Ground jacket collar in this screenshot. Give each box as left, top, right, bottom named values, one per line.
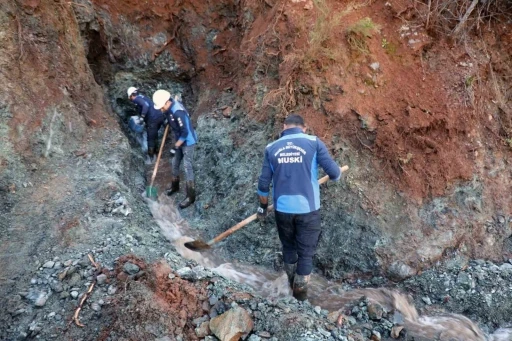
left=281, top=127, right=303, bottom=137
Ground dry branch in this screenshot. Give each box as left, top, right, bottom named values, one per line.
left=88, top=254, right=99, bottom=269
left=15, top=15, right=24, bottom=61
left=453, top=0, right=479, bottom=35
left=72, top=282, right=95, bottom=327
left=152, top=38, right=175, bottom=60
left=71, top=254, right=100, bottom=327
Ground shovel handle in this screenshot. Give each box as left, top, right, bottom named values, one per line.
left=208, top=166, right=349, bottom=246
left=149, top=125, right=169, bottom=188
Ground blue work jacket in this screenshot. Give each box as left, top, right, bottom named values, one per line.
left=257, top=127, right=341, bottom=214
left=164, top=100, right=198, bottom=146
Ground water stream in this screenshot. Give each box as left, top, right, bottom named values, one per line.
left=147, top=195, right=512, bottom=341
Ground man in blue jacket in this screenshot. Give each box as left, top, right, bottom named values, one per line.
left=257, top=114, right=343, bottom=301
left=128, top=87, right=165, bottom=161
left=153, top=90, right=198, bottom=209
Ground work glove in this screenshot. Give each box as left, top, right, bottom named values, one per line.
left=163, top=117, right=169, bottom=126
left=170, top=147, right=179, bottom=158
left=257, top=203, right=268, bottom=225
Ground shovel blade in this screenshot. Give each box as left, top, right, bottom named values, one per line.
left=184, top=240, right=211, bottom=252
left=146, top=186, right=158, bottom=199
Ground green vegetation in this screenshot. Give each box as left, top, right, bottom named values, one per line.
left=346, top=17, right=380, bottom=55
left=381, top=38, right=397, bottom=55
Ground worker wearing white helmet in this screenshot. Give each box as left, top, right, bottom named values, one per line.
left=153, top=89, right=198, bottom=209
left=128, top=87, right=165, bottom=161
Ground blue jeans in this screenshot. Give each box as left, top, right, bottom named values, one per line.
left=275, top=210, right=321, bottom=276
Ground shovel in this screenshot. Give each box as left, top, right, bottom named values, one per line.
left=185, top=165, right=349, bottom=252
left=146, top=125, right=169, bottom=199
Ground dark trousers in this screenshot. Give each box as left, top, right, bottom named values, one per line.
left=275, top=210, right=321, bottom=276
left=146, top=115, right=165, bottom=150
left=171, top=145, right=195, bottom=181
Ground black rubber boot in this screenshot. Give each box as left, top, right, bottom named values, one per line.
left=179, top=181, right=196, bottom=209
left=147, top=147, right=156, bottom=163
left=148, top=147, right=155, bottom=158
left=284, top=263, right=297, bottom=289
left=293, top=274, right=310, bottom=301
left=166, top=177, right=180, bottom=196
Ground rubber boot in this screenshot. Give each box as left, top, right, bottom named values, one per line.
left=147, top=147, right=156, bottom=164
left=148, top=147, right=155, bottom=157
left=293, top=274, right=310, bottom=301
left=179, top=181, right=196, bottom=209
left=166, top=177, right=180, bottom=196
left=283, top=263, right=297, bottom=289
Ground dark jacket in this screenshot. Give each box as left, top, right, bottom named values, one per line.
left=164, top=100, right=198, bottom=146
left=131, top=95, right=152, bottom=119
left=257, top=127, right=341, bottom=214
left=131, top=94, right=164, bottom=123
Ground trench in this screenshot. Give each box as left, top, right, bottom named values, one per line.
left=81, top=13, right=512, bottom=341
left=86, top=64, right=512, bottom=341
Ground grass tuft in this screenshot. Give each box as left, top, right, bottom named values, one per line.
left=346, top=17, right=380, bottom=55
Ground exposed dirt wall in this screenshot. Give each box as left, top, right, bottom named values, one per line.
left=0, top=1, right=172, bottom=338
left=1, top=0, right=108, bottom=282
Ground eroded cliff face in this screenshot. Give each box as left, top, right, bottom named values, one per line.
left=0, top=0, right=115, bottom=280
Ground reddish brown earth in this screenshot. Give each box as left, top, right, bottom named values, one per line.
left=96, top=257, right=208, bottom=340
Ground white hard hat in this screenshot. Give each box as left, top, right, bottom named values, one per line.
left=153, top=89, right=171, bottom=110
left=127, top=87, right=138, bottom=98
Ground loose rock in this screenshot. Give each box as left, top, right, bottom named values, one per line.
left=209, top=306, right=253, bottom=341
left=367, top=302, right=384, bottom=320
left=43, top=261, right=55, bottom=269
left=96, top=274, right=107, bottom=285
left=123, top=262, right=140, bottom=275
left=391, top=325, right=404, bottom=338
left=195, top=321, right=210, bottom=338
left=388, top=261, right=416, bottom=281
left=34, top=294, right=48, bottom=307
left=108, top=284, right=117, bottom=295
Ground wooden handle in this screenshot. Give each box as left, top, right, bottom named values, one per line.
left=149, top=125, right=169, bottom=188
left=210, top=212, right=259, bottom=245
left=208, top=166, right=349, bottom=246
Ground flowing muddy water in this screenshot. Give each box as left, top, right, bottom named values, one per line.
left=147, top=195, right=511, bottom=341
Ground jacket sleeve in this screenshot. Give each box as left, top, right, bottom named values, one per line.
left=257, top=148, right=272, bottom=197
left=174, top=110, right=189, bottom=142
left=133, top=97, right=149, bottom=118
left=317, top=139, right=341, bottom=181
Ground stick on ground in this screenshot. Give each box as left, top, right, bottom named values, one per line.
left=72, top=254, right=100, bottom=327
